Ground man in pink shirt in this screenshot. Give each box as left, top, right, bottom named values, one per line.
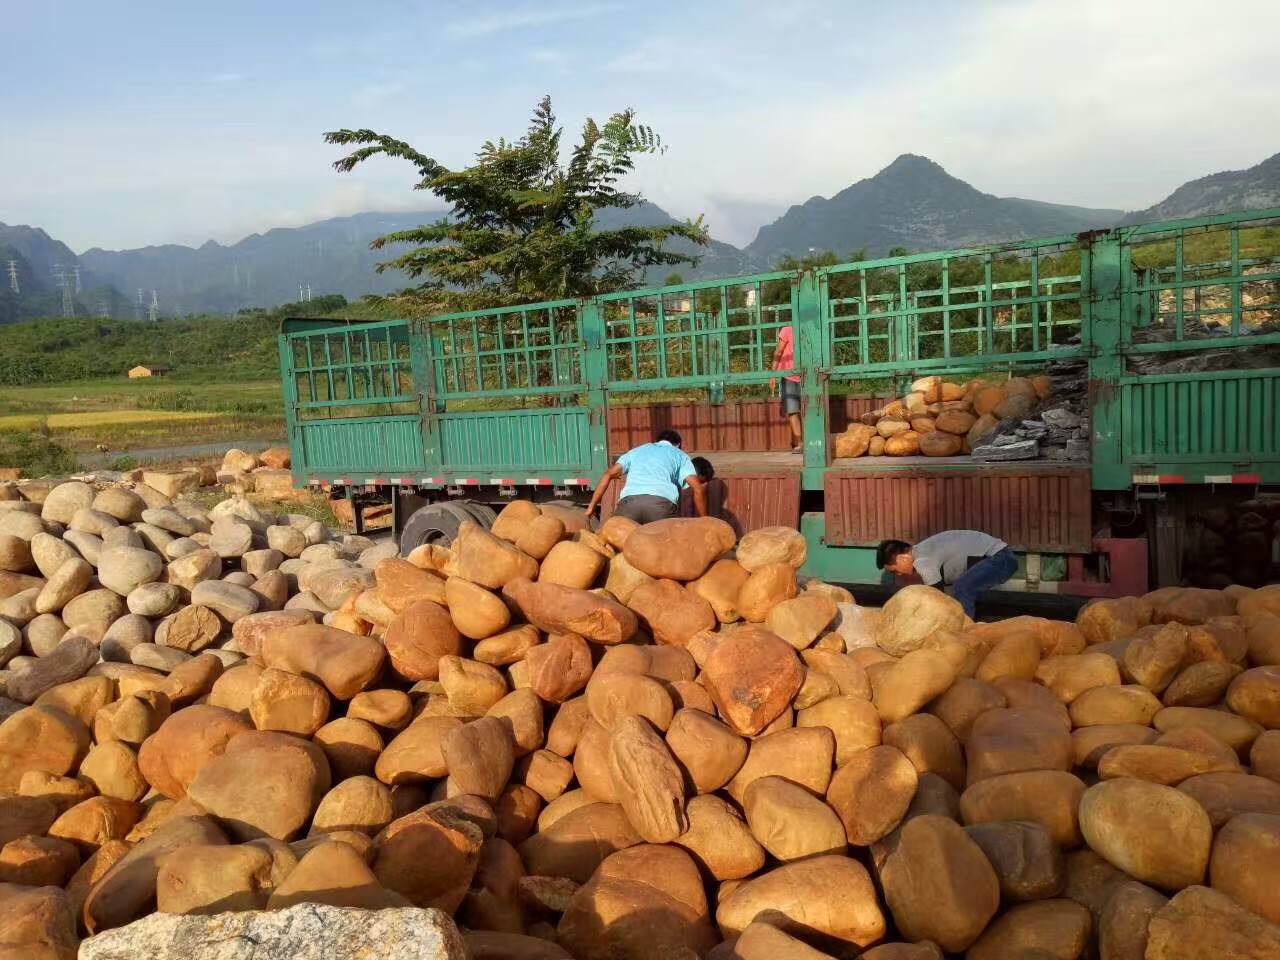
left=768, top=324, right=803, bottom=453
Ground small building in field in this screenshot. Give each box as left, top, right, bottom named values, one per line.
left=127, top=363, right=171, bottom=379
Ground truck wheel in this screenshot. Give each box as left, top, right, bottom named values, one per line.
left=399, top=501, right=481, bottom=555
left=461, top=501, right=498, bottom=529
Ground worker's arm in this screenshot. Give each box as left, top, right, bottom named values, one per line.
left=768, top=334, right=786, bottom=391
left=684, top=474, right=707, bottom=517
left=585, top=463, right=624, bottom=518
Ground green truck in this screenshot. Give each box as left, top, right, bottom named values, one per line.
left=279, top=206, right=1280, bottom=597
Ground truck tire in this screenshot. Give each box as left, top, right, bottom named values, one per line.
left=399, top=501, right=483, bottom=555
left=461, top=501, right=498, bottom=529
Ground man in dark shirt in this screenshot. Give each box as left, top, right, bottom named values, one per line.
left=876, top=530, right=1018, bottom=618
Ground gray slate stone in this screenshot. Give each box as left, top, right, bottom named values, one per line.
left=78, top=903, right=467, bottom=960
left=971, top=439, right=1041, bottom=461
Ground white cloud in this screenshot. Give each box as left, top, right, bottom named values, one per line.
left=447, top=3, right=616, bottom=37
left=632, top=0, right=1280, bottom=243
left=209, top=71, right=245, bottom=84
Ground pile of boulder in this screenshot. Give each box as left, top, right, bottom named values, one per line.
left=832, top=368, right=1091, bottom=463
left=1, top=485, right=1280, bottom=959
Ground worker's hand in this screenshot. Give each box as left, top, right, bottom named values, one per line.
left=586, top=504, right=601, bottom=520
left=768, top=377, right=777, bottom=394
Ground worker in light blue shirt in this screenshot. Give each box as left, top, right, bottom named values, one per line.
left=585, top=429, right=708, bottom=524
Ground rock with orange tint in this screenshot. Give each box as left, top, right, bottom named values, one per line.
left=826, top=745, right=917, bottom=846
left=518, top=802, right=641, bottom=884
left=664, top=708, right=748, bottom=795
left=1097, top=744, right=1239, bottom=785
left=186, top=731, right=331, bottom=841
left=537, top=540, right=606, bottom=590
left=453, top=521, right=539, bottom=590
left=622, top=517, right=736, bottom=582
left=1077, top=596, right=1153, bottom=645
left=876, top=584, right=967, bottom=657
left=966, top=898, right=1092, bottom=960
left=717, top=855, right=886, bottom=948
left=0, top=704, right=90, bottom=794
left=1078, top=778, right=1211, bottom=889
left=627, top=579, right=717, bottom=647
left=959, top=770, right=1086, bottom=847
left=260, top=622, right=386, bottom=699
left=701, top=626, right=803, bottom=735
left=374, top=557, right=446, bottom=612
left=736, top=562, right=799, bottom=623
left=381, top=600, right=462, bottom=682
left=503, top=579, right=637, bottom=646
left=137, top=704, right=250, bottom=799
left=673, top=794, right=765, bottom=882
left=1146, top=885, right=1280, bottom=960
left=0, top=882, right=80, bottom=960
left=966, top=708, right=1073, bottom=786
left=558, top=844, right=717, bottom=960
left=880, top=815, right=1000, bottom=953
left=371, top=806, right=485, bottom=912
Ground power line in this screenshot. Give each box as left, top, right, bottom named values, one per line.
left=5, top=260, right=18, bottom=294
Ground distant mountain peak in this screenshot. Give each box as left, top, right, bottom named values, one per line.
left=747, top=154, right=1121, bottom=259
left=1122, top=150, right=1280, bottom=224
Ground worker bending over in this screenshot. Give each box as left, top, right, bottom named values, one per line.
left=876, top=530, right=1017, bottom=619
left=585, top=429, right=707, bottom=524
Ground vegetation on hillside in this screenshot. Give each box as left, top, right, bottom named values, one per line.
left=0, top=296, right=345, bottom=386
left=325, top=96, right=709, bottom=311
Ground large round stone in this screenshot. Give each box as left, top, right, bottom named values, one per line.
left=186, top=730, right=331, bottom=841
left=96, top=547, right=164, bottom=597
left=1078, top=778, right=1211, bottom=890
left=880, top=814, right=1001, bottom=953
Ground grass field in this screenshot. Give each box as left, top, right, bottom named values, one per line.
left=0, top=377, right=286, bottom=475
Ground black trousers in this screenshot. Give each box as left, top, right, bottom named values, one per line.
left=615, top=494, right=678, bottom=525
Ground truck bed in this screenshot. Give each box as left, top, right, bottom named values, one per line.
left=706, top=450, right=1087, bottom=473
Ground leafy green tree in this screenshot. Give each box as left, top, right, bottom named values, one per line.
left=664, top=272, right=686, bottom=286
left=325, top=97, right=709, bottom=310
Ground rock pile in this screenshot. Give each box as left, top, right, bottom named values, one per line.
left=832, top=373, right=1062, bottom=461
left=1182, top=496, right=1280, bottom=589
left=2, top=486, right=1280, bottom=959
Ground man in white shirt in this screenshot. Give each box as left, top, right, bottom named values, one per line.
left=876, top=530, right=1018, bottom=618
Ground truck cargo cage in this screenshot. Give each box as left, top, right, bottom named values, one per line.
left=279, top=205, right=1280, bottom=592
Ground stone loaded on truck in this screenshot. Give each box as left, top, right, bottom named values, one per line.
left=280, top=206, right=1280, bottom=599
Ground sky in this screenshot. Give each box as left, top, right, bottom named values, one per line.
left=2, top=0, right=1278, bottom=252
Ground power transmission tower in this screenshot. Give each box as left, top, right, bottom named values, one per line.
left=97, top=298, right=110, bottom=319
left=306, top=284, right=312, bottom=302
left=135, top=289, right=144, bottom=321
left=148, top=291, right=158, bottom=322
left=72, top=264, right=82, bottom=294
left=5, top=261, right=18, bottom=294
left=53, top=265, right=73, bottom=316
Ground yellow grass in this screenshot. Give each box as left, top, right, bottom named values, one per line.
left=0, top=414, right=43, bottom=432
left=0, top=410, right=218, bottom=431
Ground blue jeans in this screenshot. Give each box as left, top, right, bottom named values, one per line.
left=952, top=547, right=1018, bottom=618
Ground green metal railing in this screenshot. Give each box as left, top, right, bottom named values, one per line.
left=280, top=206, right=1280, bottom=487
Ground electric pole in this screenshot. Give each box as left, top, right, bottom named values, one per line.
left=5, top=261, right=18, bottom=294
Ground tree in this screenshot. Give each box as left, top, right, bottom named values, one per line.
left=325, top=97, right=709, bottom=310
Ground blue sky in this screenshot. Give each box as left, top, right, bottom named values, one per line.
left=2, top=0, right=1278, bottom=251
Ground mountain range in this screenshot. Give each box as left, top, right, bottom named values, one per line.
left=3, top=150, right=1278, bottom=322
